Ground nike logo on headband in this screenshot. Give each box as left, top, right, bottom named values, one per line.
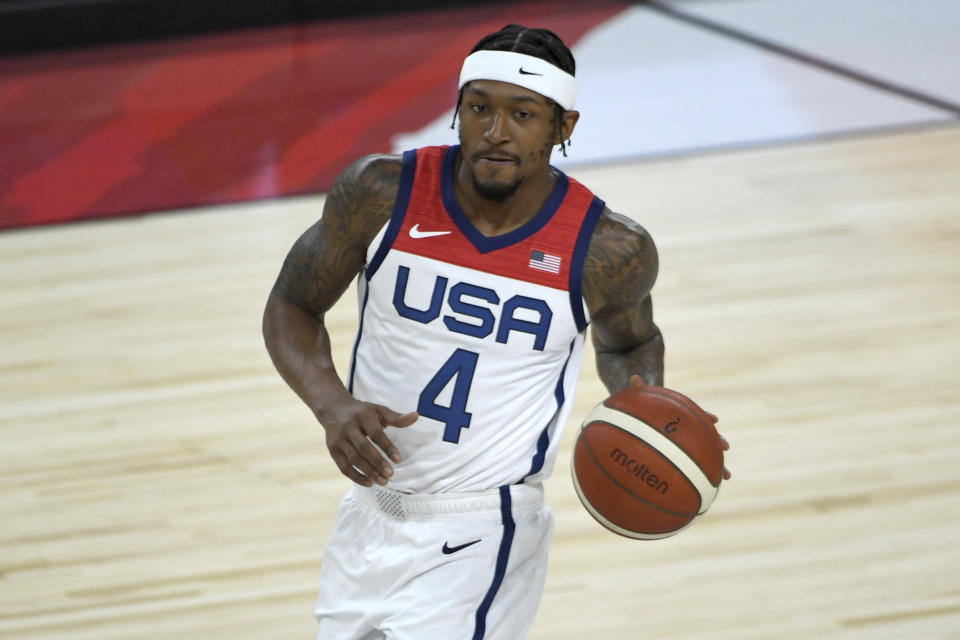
left=459, top=51, right=577, bottom=110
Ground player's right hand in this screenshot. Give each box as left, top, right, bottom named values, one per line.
left=315, top=397, right=418, bottom=487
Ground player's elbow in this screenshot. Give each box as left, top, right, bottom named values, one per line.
left=640, top=325, right=664, bottom=353
left=594, top=323, right=663, bottom=357
left=262, top=289, right=299, bottom=351
left=262, top=290, right=282, bottom=351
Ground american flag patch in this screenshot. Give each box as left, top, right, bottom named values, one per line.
left=529, top=250, right=561, bottom=274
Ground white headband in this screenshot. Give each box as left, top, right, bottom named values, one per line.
left=458, top=50, right=577, bottom=110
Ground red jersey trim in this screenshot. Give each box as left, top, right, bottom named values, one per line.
left=384, top=145, right=600, bottom=294
left=364, top=145, right=605, bottom=331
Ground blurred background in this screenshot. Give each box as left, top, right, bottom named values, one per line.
left=3, top=0, right=957, bottom=230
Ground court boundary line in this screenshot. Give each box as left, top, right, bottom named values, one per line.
left=643, top=0, right=960, bottom=117
left=556, top=119, right=958, bottom=171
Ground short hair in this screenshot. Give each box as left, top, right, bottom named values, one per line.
left=470, top=24, right=575, bottom=76
left=453, top=24, right=576, bottom=155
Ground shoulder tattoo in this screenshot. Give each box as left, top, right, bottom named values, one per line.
left=274, top=155, right=402, bottom=315
left=583, top=208, right=658, bottom=314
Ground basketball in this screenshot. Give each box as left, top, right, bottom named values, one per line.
left=571, top=385, right=725, bottom=539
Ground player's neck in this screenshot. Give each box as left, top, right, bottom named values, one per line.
left=454, top=162, right=557, bottom=238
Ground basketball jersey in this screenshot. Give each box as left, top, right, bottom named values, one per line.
left=349, top=145, right=604, bottom=494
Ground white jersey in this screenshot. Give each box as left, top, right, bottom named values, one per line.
left=349, top=145, right=604, bottom=493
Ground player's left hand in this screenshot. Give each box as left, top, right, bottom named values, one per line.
left=629, top=375, right=732, bottom=480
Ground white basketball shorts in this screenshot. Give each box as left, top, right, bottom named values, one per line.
left=314, top=482, right=553, bottom=640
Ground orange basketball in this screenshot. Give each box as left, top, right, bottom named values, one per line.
left=571, top=385, right=724, bottom=539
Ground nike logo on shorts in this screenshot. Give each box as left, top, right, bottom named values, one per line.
left=442, top=539, right=481, bottom=554
left=409, top=224, right=452, bottom=239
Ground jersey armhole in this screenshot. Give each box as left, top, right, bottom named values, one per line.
left=365, top=149, right=417, bottom=281
left=568, top=196, right=605, bottom=332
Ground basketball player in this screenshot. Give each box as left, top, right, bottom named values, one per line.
left=263, top=24, right=728, bottom=640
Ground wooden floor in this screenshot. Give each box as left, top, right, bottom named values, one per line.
left=2, top=124, right=959, bottom=639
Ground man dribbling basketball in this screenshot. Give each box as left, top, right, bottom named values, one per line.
left=263, top=23, right=729, bottom=639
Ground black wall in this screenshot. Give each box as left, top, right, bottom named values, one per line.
left=0, top=0, right=513, bottom=55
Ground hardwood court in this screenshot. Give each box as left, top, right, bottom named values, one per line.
left=1, top=124, right=958, bottom=639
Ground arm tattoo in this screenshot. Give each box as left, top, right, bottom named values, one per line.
left=584, top=208, right=664, bottom=391
left=273, top=155, right=401, bottom=317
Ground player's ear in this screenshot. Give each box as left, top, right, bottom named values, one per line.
left=556, top=110, right=579, bottom=145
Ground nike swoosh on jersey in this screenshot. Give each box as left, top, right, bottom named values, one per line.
left=409, top=224, right=452, bottom=239
left=441, top=539, right=482, bottom=554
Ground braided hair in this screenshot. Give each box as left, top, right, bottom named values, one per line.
left=452, top=24, right=576, bottom=156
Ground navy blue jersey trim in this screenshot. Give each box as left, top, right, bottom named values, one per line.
left=569, top=196, right=606, bottom=332
left=365, top=149, right=417, bottom=280
left=441, top=145, right=569, bottom=254
left=346, top=284, right=371, bottom=393
left=525, top=338, right=576, bottom=479
left=473, top=486, right=516, bottom=640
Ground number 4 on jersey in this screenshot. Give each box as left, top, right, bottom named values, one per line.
left=418, top=348, right=478, bottom=443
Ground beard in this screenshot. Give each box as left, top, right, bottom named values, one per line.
left=471, top=172, right=524, bottom=203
